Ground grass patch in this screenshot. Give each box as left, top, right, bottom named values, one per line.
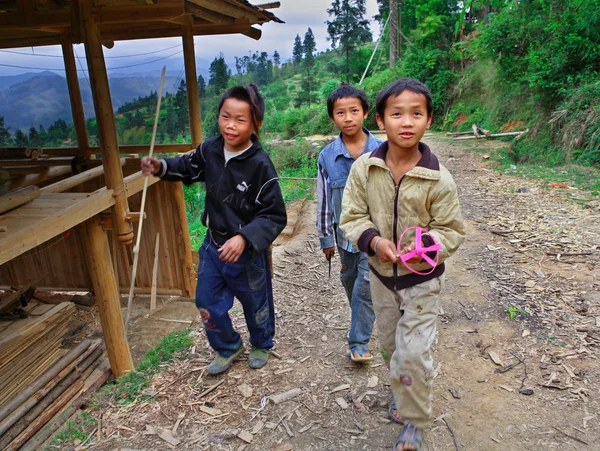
left=47, top=411, right=96, bottom=449
left=97, top=329, right=194, bottom=407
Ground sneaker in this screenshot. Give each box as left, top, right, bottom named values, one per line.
left=248, top=347, right=269, bottom=369
left=207, top=344, right=245, bottom=375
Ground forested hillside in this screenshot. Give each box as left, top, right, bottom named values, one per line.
left=1, top=0, right=598, bottom=169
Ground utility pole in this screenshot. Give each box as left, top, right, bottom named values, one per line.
left=389, top=0, right=398, bottom=68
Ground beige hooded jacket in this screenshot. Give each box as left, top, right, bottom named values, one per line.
left=339, top=141, right=465, bottom=291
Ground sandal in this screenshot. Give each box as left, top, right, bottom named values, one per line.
left=392, top=423, right=423, bottom=451
left=349, top=347, right=373, bottom=363
left=388, top=402, right=405, bottom=425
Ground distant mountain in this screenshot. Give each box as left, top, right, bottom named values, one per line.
left=0, top=71, right=59, bottom=91
left=0, top=72, right=182, bottom=131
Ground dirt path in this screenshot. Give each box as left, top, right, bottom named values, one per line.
left=90, top=134, right=600, bottom=450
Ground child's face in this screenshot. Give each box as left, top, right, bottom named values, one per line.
left=331, top=97, right=368, bottom=138
left=376, top=90, right=432, bottom=153
left=218, top=98, right=255, bottom=152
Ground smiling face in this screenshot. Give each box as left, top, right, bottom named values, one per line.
left=218, top=97, right=255, bottom=152
left=331, top=96, right=368, bottom=138
left=376, top=89, right=432, bottom=155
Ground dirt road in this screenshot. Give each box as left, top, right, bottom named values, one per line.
left=91, top=134, right=600, bottom=450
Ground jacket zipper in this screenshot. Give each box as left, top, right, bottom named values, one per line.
left=391, top=173, right=403, bottom=290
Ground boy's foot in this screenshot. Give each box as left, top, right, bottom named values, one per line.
left=388, top=402, right=405, bottom=424
left=393, top=423, right=423, bottom=451
left=207, top=344, right=245, bottom=375
left=248, top=347, right=269, bottom=369
left=349, top=347, right=373, bottom=363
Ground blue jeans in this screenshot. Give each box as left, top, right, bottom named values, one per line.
left=338, top=247, right=375, bottom=351
left=196, top=238, right=275, bottom=357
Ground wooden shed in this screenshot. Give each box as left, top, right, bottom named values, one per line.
left=0, top=0, right=283, bottom=379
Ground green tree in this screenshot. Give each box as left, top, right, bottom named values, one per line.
left=208, top=53, right=231, bottom=93
left=28, top=126, right=40, bottom=147
left=197, top=74, right=206, bottom=98
left=14, top=129, right=28, bottom=147
left=292, top=34, right=304, bottom=66
left=303, top=28, right=317, bottom=66
left=273, top=50, right=281, bottom=67
left=326, top=0, right=372, bottom=82
left=0, top=117, right=11, bottom=146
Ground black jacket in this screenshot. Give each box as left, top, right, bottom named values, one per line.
left=159, top=135, right=287, bottom=254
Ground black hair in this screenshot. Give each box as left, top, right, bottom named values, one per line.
left=217, top=83, right=265, bottom=137
left=327, top=83, right=369, bottom=118
left=375, top=78, right=433, bottom=119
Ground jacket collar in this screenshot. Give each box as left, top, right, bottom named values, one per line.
left=333, top=128, right=380, bottom=159
left=368, top=141, right=440, bottom=180
left=214, top=135, right=262, bottom=161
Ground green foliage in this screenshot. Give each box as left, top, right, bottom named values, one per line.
left=326, top=0, right=372, bottom=82
left=48, top=411, right=97, bottom=449
left=293, top=34, right=304, bottom=66
left=507, top=305, right=529, bottom=321
left=99, top=329, right=193, bottom=406
left=209, top=52, right=231, bottom=93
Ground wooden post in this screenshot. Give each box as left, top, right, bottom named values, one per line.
left=150, top=233, right=160, bottom=311
left=61, top=34, right=89, bottom=157
left=78, top=0, right=133, bottom=244
left=82, top=217, right=133, bottom=378
left=169, top=182, right=196, bottom=297
left=182, top=17, right=202, bottom=148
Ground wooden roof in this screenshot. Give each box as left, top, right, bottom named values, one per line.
left=0, top=0, right=283, bottom=49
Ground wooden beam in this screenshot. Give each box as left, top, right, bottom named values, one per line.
left=256, top=2, right=281, bottom=9
left=242, top=26, right=262, bottom=41
left=8, top=166, right=73, bottom=190
left=0, top=157, right=79, bottom=167
left=185, top=3, right=234, bottom=24
left=78, top=0, right=133, bottom=244
left=61, top=35, right=89, bottom=157
left=182, top=17, right=202, bottom=148
left=187, top=0, right=258, bottom=22
left=82, top=217, right=133, bottom=378
left=40, top=158, right=126, bottom=194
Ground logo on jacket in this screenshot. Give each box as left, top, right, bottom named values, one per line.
left=236, top=181, right=251, bottom=192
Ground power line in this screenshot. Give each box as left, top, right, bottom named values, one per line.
left=0, top=44, right=182, bottom=59
left=0, top=50, right=183, bottom=72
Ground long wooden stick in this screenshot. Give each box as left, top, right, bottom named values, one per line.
left=124, top=66, right=166, bottom=331
left=150, top=232, right=160, bottom=311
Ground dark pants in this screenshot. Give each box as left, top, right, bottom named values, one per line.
left=196, top=238, right=275, bottom=357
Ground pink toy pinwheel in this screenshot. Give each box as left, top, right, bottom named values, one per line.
left=398, top=227, right=441, bottom=275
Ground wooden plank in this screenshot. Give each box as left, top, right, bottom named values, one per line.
left=188, top=0, right=259, bottom=21
left=41, top=158, right=125, bottom=193
left=0, top=190, right=115, bottom=266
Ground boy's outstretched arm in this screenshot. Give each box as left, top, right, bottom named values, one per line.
left=316, top=159, right=335, bottom=260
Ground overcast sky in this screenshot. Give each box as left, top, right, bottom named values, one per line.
left=0, top=0, right=381, bottom=78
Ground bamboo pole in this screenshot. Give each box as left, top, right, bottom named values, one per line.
left=453, top=130, right=528, bottom=140
left=61, top=34, right=89, bottom=157
left=124, top=66, right=166, bottom=331
left=150, top=233, right=160, bottom=311
left=0, top=186, right=40, bottom=215
left=0, top=339, right=91, bottom=424
left=82, top=217, right=133, bottom=378
left=41, top=158, right=125, bottom=193
left=182, top=18, right=202, bottom=148
left=78, top=0, right=132, bottom=244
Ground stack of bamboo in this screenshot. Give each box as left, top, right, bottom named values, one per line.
left=0, top=304, right=111, bottom=450
left=0, top=303, right=75, bottom=406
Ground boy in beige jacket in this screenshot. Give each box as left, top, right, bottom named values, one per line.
left=340, top=78, right=465, bottom=451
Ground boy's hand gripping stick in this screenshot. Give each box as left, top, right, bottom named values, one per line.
left=398, top=227, right=441, bottom=276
